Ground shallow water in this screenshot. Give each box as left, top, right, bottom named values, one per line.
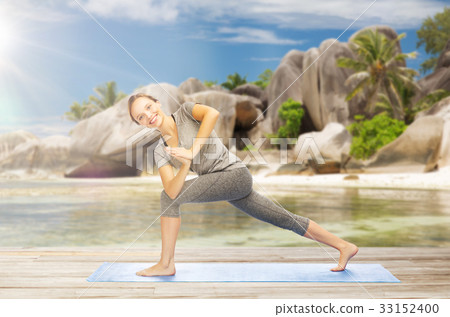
left=0, top=177, right=449, bottom=248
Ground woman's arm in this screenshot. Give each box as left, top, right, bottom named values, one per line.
left=160, top=103, right=219, bottom=199
left=189, top=103, right=220, bottom=158
left=158, top=160, right=191, bottom=200
left=164, top=103, right=220, bottom=161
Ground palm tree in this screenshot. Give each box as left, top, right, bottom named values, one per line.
left=221, top=72, right=247, bottom=90
left=253, top=69, right=273, bottom=89
left=63, top=101, right=95, bottom=121
left=88, top=81, right=127, bottom=112
left=64, top=81, right=127, bottom=121
left=337, top=29, right=420, bottom=121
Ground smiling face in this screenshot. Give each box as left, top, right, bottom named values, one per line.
left=130, top=96, right=163, bottom=128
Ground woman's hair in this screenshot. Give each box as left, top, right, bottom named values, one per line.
left=127, top=93, right=159, bottom=125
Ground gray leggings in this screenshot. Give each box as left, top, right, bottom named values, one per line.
left=160, top=167, right=310, bottom=236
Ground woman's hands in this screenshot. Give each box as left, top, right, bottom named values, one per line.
left=164, top=146, right=193, bottom=166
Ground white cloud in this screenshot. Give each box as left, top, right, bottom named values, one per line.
left=2, top=0, right=446, bottom=46
left=70, top=0, right=446, bottom=30
left=71, top=0, right=180, bottom=24
left=214, top=27, right=303, bottom=45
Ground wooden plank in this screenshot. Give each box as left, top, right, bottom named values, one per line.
left=0, top=257, right=403, bottom=264
left=0, top=277, right=158, bottom=289
left=27, top=256, right=450, bottom=263
left=152, top=283, right=449, bottom=299
left=0, top=285, right=446, bottom=299
left=1, top=247, right=449, bottom=257
left=1, top=260, right=448, bottom=271
left=0, top=247, right=448, bottom=299
left=0, top=288, right=156, bottom=299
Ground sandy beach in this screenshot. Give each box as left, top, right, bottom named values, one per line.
left=2, top=166, right=450, bottom=191
left=250, top=166, right=450, bottom=190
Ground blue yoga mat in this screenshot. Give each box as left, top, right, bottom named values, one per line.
left=87, top=262, right=400, bottom=283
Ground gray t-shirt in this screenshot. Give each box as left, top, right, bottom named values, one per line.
left=153, top=101, right=246, bottom=175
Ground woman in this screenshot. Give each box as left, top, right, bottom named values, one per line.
left=128, top=93, right=358, bottom=277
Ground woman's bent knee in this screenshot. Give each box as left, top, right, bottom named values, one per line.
left=161, top=189, right=172, bottom=200
left=160, top=190, right=181, bottom=217
left=161, top=212, right=181, bottom=218
left=231, top=167, right=253, bottom=198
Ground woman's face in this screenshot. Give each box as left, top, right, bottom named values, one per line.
left=131, top=97, right=163, bottom=128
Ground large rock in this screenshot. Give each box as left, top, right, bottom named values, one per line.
left=266, top=50, right=304, bottom=133
left=416, top=96, right=450, bottom=119
left=64, top=156, right=139, bottom=178
left=294, top=122, right=351, bottom=163
left=0, top=130, right=38, bottom=162
left=266, top=25, right=403, bottom=135
left=437, top=39, right=450, bottom=69
left=415, top=96, right=450, bottom=168
left=233, top=109, right=267, bottom=150
left=232, top=83, right=267, bottom=111
left=0, top=135, right=72, bottom=178
left=232, top=83, right=264, bottom=98
left=364, top=116, right=444, bottom=173
left=178, top=77, right=208, bottom=95
left=440, top=121, right=450, bottom=168
left=184, top=90, right=237, bottom=147
left=301, top=40, right=356, bottom=130
left=234, top=100, right=259, bottom=130
left=185, top=90, right=268, bottom=149
left=234, top=95, right=264, bottom=130
left=413, top=39, right=450, bottom=104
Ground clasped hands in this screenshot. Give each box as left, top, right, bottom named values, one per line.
left=164, top=146, right=194, bottom=166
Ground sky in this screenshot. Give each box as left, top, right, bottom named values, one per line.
left=0, top=0, right=448, bottom=138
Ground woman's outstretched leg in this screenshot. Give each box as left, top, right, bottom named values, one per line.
left=303, top=220, right=359, bottom=271
left=136, top=216, right=180, bottom=276
left=228, top=179, right=358, bottom=271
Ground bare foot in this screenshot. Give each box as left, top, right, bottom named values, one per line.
left=330, top=242, right=359, bottom=272
left=136, top=262, right=176, bottom=277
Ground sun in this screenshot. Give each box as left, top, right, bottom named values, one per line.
left=0, top=18, right=15, bottom=57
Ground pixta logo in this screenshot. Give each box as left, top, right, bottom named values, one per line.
left=126, top=128, right=159, bottom=174
left=238, top=137, right=325, bottom=165
left=126, top=131, right=325, bottom=174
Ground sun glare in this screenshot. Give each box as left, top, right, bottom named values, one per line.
left=0, top=18, right=15, bottom=57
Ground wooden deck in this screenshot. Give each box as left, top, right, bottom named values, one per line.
left=0, top=247, right=449, bottom=299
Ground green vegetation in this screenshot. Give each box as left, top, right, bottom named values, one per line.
left=338, top=24, right=450, bottom=158
left=267, top=98, right=304, bottom=149
left=415, top=89, right=450, bottom=111
left=203, top=80, right=218, bottom=87
left=64, top=81, right=127, bottom=121
left=252, top=69, right=273, bottom=89
left=337, top=28, right=419, bottom=121
left=346, top=114, right=407, bottom=160
left=416, top=7, right=450, bottom=74
left=221, top=72, right=247, bottom=90
left=376, top=75, right=418, bottom=124
left=276, top=98, right=304, bottom=138
left=64, top=100, right=94, bottom=121
left=242, top=144, right=256, bottom=151
left=219, top=69, right=272, bottom=91
left=405, top=89, right=450, bottom=122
